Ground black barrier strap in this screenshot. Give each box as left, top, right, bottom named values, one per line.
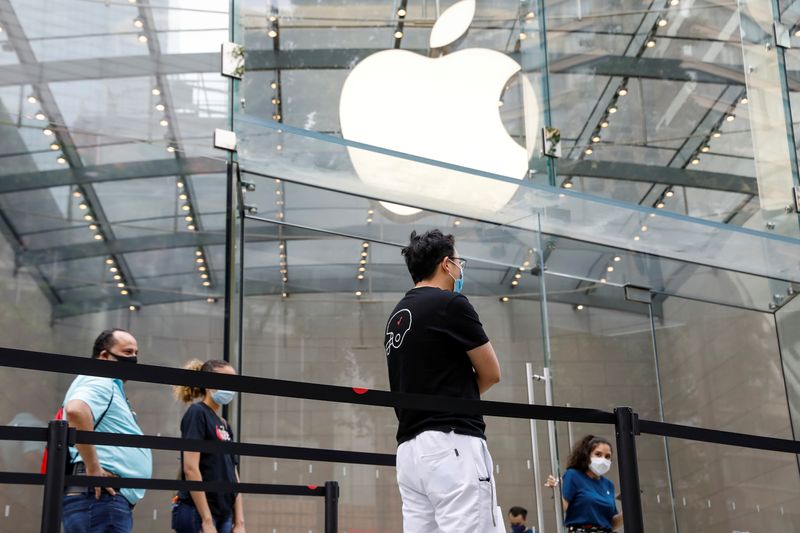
left=638, top=419, right=800, bottom=454
left=0, top=425, right=47, bottom=442
left=76, top=430, right=396, bottom=466
left=62, top=475, right=327, bottom=496
left=0, top=346, right=614, bottom=424
left=0, top=472, right=44, bottom=485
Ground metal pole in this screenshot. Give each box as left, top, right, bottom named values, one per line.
left=526, top=363, right=546, bottom=533
left=40, top=419, right=69, bottom=533
left=614, top=407, right=645, bottom=533
left=324, top=480, right=339, bottom=533
left=543, top=367, right=564, bottom=531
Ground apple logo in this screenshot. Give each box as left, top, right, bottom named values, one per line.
left=339, top=0, right=538, bottom=217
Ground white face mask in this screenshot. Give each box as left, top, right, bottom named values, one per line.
left=589, top=456, right=612, bottom=476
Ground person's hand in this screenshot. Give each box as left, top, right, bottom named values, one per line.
left=200, top=518, right=218, bottom=533
left=545, top=474, right=560, bottom=488
left=233, top=523, right=246, bottom=533
left=86, top=464, right=117, bottom=499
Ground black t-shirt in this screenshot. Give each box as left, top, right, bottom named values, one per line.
left=178, top=402, right=238, bottom=519
left=386, top=286, right=490, bottom=444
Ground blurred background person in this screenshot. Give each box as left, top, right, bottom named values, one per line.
left=172, top=359, right=245, bottom=533
left=507, top=505, right=534, bottom=533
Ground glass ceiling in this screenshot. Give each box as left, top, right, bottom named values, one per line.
left=0, top=0, right=798, bottom=317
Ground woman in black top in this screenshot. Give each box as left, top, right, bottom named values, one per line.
left=172, top=359, right=245, bottom=533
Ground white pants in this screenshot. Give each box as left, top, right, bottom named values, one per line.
left=396, top=430, right=502, bottom=533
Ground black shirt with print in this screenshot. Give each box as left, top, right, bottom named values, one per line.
left=178, top=402, right=238, bottom=520
left=386, top=286, right=490, bottom=444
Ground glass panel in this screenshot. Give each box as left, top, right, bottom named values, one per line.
left=776, top=294, right=800, bottom=441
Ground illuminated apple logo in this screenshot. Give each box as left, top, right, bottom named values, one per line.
left=340, top=0, right=538, bottom=217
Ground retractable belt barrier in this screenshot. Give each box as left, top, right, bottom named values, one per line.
left=1, top=346, right=799, bottom=533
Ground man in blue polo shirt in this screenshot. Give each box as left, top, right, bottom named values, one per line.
left=62, top=328, right=152, bottom=533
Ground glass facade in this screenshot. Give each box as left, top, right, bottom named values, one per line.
left=0, top=0, right=799, bottom=532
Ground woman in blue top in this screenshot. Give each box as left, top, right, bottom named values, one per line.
left=546, top=435, right=623, bottom=532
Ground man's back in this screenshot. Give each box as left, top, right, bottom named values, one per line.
left=386, top=286, right=489, bottom=443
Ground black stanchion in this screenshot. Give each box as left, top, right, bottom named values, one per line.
left=614, top=407, right=644, bottom=533
left=324, top=480, right=339, bottom=533
left=40, top=419, right=69, bottom=533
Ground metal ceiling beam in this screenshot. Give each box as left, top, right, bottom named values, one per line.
left=5, top=49, right=800, bottom=88
left=0, top=156, right=225, bottom=194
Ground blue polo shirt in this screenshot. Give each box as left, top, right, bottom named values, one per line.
left=562, top=467, right=617, bottom=528
left=64, top=375, right=152, bottom=505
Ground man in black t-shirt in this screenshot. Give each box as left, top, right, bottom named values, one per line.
left=387, top=229, right=502, bottom=533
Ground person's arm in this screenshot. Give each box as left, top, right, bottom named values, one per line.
left=544, top=474, right=569, bottom=512
left=612, top=512, right=623, bottom=530
left=183, top=451, right=217, bottom=533
left=466, top=341, right=501, bottom=394
left=233, top=469, right=245, bottom=532
left=64, top=399, right=116, bottom=499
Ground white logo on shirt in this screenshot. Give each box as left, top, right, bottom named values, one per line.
left=385, top=308, right=412, bottom=356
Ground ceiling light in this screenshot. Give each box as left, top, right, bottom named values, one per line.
left=179, top=193, right=188, bottom=200
left=151, top=88, right=161, bottom=96
left=511, top=280, right=519, bottom=286
left=138, top=34, right=148, bottom=43
left=726, top=114, right=735, bottom=122
left=355, top=290, right=363, bottom=297
left=198, top=266, right=206, bottom=272
left=276, top=144, right=283, bottom=151
left=118, top=283, right=126, bottom=289
left=584, top=147, right=593, bottom=155
left=73, top=190, right=82, bottom=198
left=361, top=251, right=368, bottom=257
left=608, top=106, right=618, bottom=114
left=362, top=242, right=370, bottom=248
left=50, top=143, right=60, bottom=150
left=607, top=265, right=614, bottom=272
left=177, top=181, right=184, bottom=188
left=208, top=297, right=217, bottom=303
left=600, top=121, right=609, bottom=128
left=712, top=131, right=721, bottom=138
left=27, top=95, right=37, bottom=104
left=201, top=274, right=208, bottom=279
left=525, top=11, right=535, bottom=19
left=281, top=277, right=288, bottom=283
left=181, top=204, right=190, bottom=211
left=519, top=32, right=527, bottom=40
left=105, top=258, right=114, bottom=265
left=133, top=17, right=144, bottom=28
left=367, top=209, right=374, bottom=215
left=113, top=274, right=121, bottom=280
left=203, top=281, right=211, bottom=287
left=270, top=81, right=278, bottom=89
left=394, top=31, right=404, bottom=39
left=93, top=234, right=103, bottom=241
left=184, top=215, right=193, bottom=222
left=563, top=181, right=573, bottom=189
left=576, top=304, right=584, bottom=310
left=272, top=114, right=281, bottom=121
left=167, top=145, right=176, bottom=153
left=739, top=96, right=748, bottom=105
left=501, top=296, right=510, bottom=303
left=57, top=156, right=67, bottom=164
left=271, top=98, right=280, bottom=105
left=600, top=278, right=607, bottom=283
left=160, top=119, right=169, bottom=127
left=646, top=39, right=656, bottom=48
left=89, top=224, right=97, bottom=230
left=120, top=289, right=129, bottom=295
left=358, top=267, right=366, bottom=272
left=691, top=158, right=700, bottom=165
left=187, top=224, right=196, bottom=230
left=657, top=18, right=668, bottom=27
left=35, top=111, right=46, bottom=121
left=514, top=273, right=522, bottom=279
left=155, top=103, right=165, bottom=111
left=78, top=203, right=87, bottom=210
left=129, top=305, right=137, bottom=311
left=453, top=219, right=461, bottom=226
left=397, top=8, right=407, bottom=17
left=83, top=214, right=93, bottom=221
left=268, top=29, right=278, bottom=38
left=42, top=128, right=53, bottom=136
left=613, top=256, right=621, bottom=262
left=109, top=267, right=118, bottom=273
left=701, top=145, right=710, bottom=153
left=641, top=225, right=648, bottom=232
left=196, top=258, right=204, bottom=263
left=617, top=88, right=628, bottom=96
left=357, top=274, right=365, bottom=280
left=269, top=15, right=278, bottom=22
left=634, top=235, right=641, bottom=241
left=195, top=250, right=203, bottom=257
left=591, top=135, right=601, bottom=143
left=665, top=189, right=674, bottom=198
left=796, top=29, right=800, bottom=37
left=656, top=202, right=665, bottom=208
left=670, top=0, right=679, bottom=5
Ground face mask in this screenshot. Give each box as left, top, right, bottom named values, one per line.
left=108, top=352, right=138, bottom=364
left=447, top=259, right=464, bottom=294
left=512, top=525, right=526, bottom=533
left=589, top=456, right=612, bottom=477
left=212, top=389, right=236, bottom=406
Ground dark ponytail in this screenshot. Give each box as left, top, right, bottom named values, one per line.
left=566, top=434, right=612, bottom=472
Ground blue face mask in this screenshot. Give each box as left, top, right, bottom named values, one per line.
left=511, top=525, right=526, bottom=533
left=211, top=389, right=236, bottom=406
left=447, top=259, right=465, bottom=294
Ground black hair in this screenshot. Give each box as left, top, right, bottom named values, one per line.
left=508, top=506, right=528, bottom=519
left=566, top=434, right=613, bottom=473
left=92, top=328, right=131, bottom=358
left=401, top=230, right=456, bottom=283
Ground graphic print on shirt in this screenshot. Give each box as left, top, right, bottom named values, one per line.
left=215, top=424, right=231, bottom=441
left=385, top=308, right=412, bottom=356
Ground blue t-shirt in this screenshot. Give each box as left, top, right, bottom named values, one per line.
left=562, top=468, right=617, bottom=528
left=64, top=376, right=153, bottom=505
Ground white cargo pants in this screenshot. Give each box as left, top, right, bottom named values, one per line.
left=396, top=430, right=504, bottom=533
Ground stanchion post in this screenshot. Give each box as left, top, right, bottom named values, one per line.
left=324, top=480, right=339, bottom=533
left=40, top=419, right=69, bottom=533
left=614, top=407, right=644, bottom=533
